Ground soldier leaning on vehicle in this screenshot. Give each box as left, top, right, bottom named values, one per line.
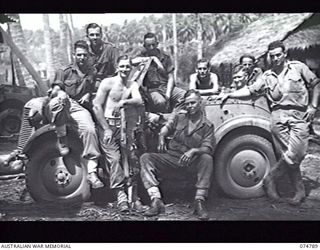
left=47, top=40, right=104, bottom=189
left=218, top=40, right=320, bottom=206
left=239, top=54, right=263, bottom=86
left=230, top=64, right=251, bottom=90
left=189, top=58, right=219, bottom=96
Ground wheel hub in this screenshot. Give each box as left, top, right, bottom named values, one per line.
left=40, top=156, right=84, bottom=196
left=229, top=149, right=268, bottom=188
left=55, top=169, right=72, bottom=186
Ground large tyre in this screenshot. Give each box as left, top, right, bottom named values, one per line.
left=25, top=131, right=91, bottom=204
left=0, top=108, right=22, bottom=137
left=215, top=133, right=276, bottom=199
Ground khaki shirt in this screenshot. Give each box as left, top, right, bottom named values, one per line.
left=88, top=42, right=119, bottom=82
left=164, top=111, right=215, bottom=156
left=248, top=60, right=319, bottom=109
left=52, top=63, right=96, bottom=101
left=139, top=48, right=174, bottom=89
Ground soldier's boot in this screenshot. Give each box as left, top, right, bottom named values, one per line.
left=57, top=136, right=70, bottom=156
left=87, top=172, right=104, bottom=189
left=194, top=199, right=209, bottom=221
left=287, top=167, right=306, bottom=206
left=130, top=184, right=149, bottom=213
left=263, top=157, right=287, bottom=202
left=144, top=198, right=165, bottom=217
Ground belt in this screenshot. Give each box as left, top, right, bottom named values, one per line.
left=106, top=117, right=121, bottom=127
left=272, top=105, right=307, bottom=112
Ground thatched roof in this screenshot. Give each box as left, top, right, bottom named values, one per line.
left=210, top=13, right=320, bottom=65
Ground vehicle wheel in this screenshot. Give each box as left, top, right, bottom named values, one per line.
left=0, top=108, right=22, bottom=136
left=215, top=133, right=276, bottom=199
left=25, top=132, right=91, bottom=204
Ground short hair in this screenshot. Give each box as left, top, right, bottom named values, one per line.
left=268, top=40, right=286, bottom=52
left=239, top=54, right=255, bottom=64
left=86, top=23, right=102, bottom=34
left=197, top=58, right=211, bottom=69
left=184, top=89, right=202, bottom=100
left=232, top=64, right=248, bottom=76
left=117, top=54, right=132, bottom=65
left=74, top=40, right=89, bottom=51
left=143, top=32, right=157, bottom=41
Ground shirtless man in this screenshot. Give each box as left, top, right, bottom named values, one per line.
left=93, top=55, right=146, bottom=212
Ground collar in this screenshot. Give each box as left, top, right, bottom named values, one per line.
left=89, top=42, right=104, bottom=56
left=70, top=61, right=88, bottom=76
left=184, top=111, right=209, bottom=136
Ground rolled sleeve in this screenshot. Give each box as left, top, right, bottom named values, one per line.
left=300, top=63, right=319, bottom=88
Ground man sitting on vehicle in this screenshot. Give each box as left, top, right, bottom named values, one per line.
left=239, top=54, right=263, bottom=86
left=139, top=89, right=215, bottom=220
left=230, top=65, right=250, bottom=90
left=133, top=32, right=186, bottom=114
left=86, top=23, right=119, bottom=87
left=47, top=40, right=104, bottom=189
left=93, top=55, right=147, bottom=213
left=189, top=59, right=219, bottom=96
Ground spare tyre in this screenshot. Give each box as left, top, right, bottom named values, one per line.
left=25, top=130, right=90, bottom=204
left=214, top=133, right=276, bottom=199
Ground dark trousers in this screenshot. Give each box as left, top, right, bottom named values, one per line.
left=140, top=152, right=213, bottom=199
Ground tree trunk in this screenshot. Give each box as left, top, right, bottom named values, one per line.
left=65, top=14, right=73, bottom=64
left=7, top=14, right=34, bottom=87
left=162, top=25, right=167, bottom=52
left=43, top=14, right=56, bottom=82
left=58, top=14, right=69, bottom=65
left=67, top=14, right=75, bottom=39
left=172, top=14, right=178, bottom=83
left=196, top=13, right=203, bottom=60
left=0, top=25, right=47, bottom=95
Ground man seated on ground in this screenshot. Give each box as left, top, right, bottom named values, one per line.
left=230, top=65, right=250, bottom=90
left=132, top=32, right=185, bottom=114
left=189, top=59, right=219, bottom=96
left=48, top=40, right=103, bottom=189
left=239, top=54, right=263, bottom=86
left=139, top=89, right=215, bottom=220
left=93, top=55, right=147, bottom=213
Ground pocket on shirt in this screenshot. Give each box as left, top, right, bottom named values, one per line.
left=288, top=74, right=304, bottom=92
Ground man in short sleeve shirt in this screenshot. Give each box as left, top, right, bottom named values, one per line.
left=219, top=41, right=320, bottom=205
left=134, top=32, right=185, bottom=113
left=140, top=90, right=215, bottom=220
left=49, top=40, right=103, bottom=189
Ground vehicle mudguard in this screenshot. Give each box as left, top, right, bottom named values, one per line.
left=214, top=115, right=272, bottom=145
left=22, top=124, right=56, bottom=155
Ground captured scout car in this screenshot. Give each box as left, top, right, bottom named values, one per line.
left=3, top=59, right=275, bottom=203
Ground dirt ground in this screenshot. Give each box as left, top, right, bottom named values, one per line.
left=1, top=131, right=320, bottom=221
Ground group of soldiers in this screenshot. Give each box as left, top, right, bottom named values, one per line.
left=22, top=22, right=320, bottom=220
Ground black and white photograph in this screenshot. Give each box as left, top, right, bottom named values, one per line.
left=0, top=13, right=320, bottom=226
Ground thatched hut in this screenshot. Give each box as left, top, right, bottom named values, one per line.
left=210, top=13, right=320, bottom=86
